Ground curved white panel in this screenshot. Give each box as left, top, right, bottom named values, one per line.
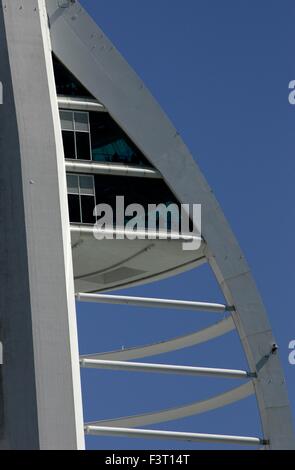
left=81, top=317, right=235, bottom=361
left=86, top=382, right=254, bottom=428
left=71, top=226, right=206, bottom=293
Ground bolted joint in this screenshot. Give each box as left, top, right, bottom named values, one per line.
left=58, top=0, right=76, bottom=8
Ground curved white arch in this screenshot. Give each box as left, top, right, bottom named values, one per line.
left=46, top=0, right=295, bottom=448
left=81, top=317, right=235, bottom=361
left=86, top=381, right=254, bottom=429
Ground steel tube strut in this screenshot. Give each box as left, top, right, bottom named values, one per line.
left=80, top=359, right=254, bottom=379
left=85, top=426, right=266, bottom=446
left=66, top=160, right=161, bottom=179
left=58, top=96, right=106, bottom=112
left=76, top=293, right=233, bottom=313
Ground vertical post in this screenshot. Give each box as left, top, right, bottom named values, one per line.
left=0, top=0, right=84, bottom=449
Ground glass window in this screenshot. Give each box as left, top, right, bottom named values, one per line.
left=62, top=131, right=76, bottom=159
left=60, top=109, right=155, bottom=167
left=89, top=112, right=153, bottom=167
left=60, top=111, right=91, bottom=161
left=68, top=194, right=81, bottom=223
left=66, top=173, right=189, bottom=231
left=74, top=112, right=90, bottom=132
left=81, top=196, right=96, bottom=224
left=53, top=55, right=93, bottom=99
left=76, top=132, right=91, bottom=160
left=66, top=174, right=96, bottom=225
left=93, top=174, right=180, bottom=231
left=67, top=174, right=79, bottom=194
left=79, top=175, right=95, bottom=195
left=60, top=110, right=74, bottom=130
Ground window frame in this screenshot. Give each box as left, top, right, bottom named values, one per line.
left=60, top=110, right=92, bottom=161
left=66, top=173, right=97, bottom=225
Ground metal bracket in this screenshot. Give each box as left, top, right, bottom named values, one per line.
left=58, top=0, right=75, bottom=8
left=256, top=344, right=279, bottom=372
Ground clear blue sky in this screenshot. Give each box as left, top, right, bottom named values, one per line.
left=77, top=0, right=295, bottom=450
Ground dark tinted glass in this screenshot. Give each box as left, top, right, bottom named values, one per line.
left=81, top=196, right=96, bottom=224
left=94, top=175, right=180, bottom=230
left=90, top=112, right=152, bottom=167
left=68, top=195, right=81, bottom=223
left=53, top=55, right=93, bottom=98
left=76, top=132, right=91, bottom=160
left=62, top=131, right=76, bottom=159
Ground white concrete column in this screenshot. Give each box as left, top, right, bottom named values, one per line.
left=0, top=0, right=84, bottom=449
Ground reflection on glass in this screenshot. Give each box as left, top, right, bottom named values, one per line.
left=53, top=55, right=93, bottom=98
left=81, top=196, right=96, bottom=224
left=60, top=111, right=91, bottom=161
left=60, top=110, right=74, bottom=130
left=62, top=131, right=76, bottom=159
left=76, top=132, right=91, bottom=160
left=68, top=194, right=81, bottom=223
left=66, top=174, right=79, bottom=194
left=67, top=174, right=96, bottom=224
left=74, top=112, right=90, bottom=132
left=93, top=175, right=180, bottom=231
left=59, top=108, right=154, bottom=167
left=79, top=175, right=95, bottom=195
left=90, top=113, right=152, bottom=167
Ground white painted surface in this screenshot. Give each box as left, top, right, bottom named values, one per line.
left=0, top=0, right=84, bottom=449
left=44, top=0, right=294, bottom=448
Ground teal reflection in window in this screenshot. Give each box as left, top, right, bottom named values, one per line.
left=90, top=112, right=152, bottom=167
left=92, top=138, right=134, bottom=163
left=53, top=55, right=93, bottom=99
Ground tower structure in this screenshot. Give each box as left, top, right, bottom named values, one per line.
left=0, top=0, right=294, bottom=449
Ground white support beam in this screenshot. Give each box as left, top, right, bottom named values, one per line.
left=0, top=0, right=84, bottom=449
left=47, top=0, right=295, bottom=448
left=76, top=293, right=233, bottom=313
left=85, top=426, right=266, bottom=447
left=80, top=359, right=254, bottom=379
